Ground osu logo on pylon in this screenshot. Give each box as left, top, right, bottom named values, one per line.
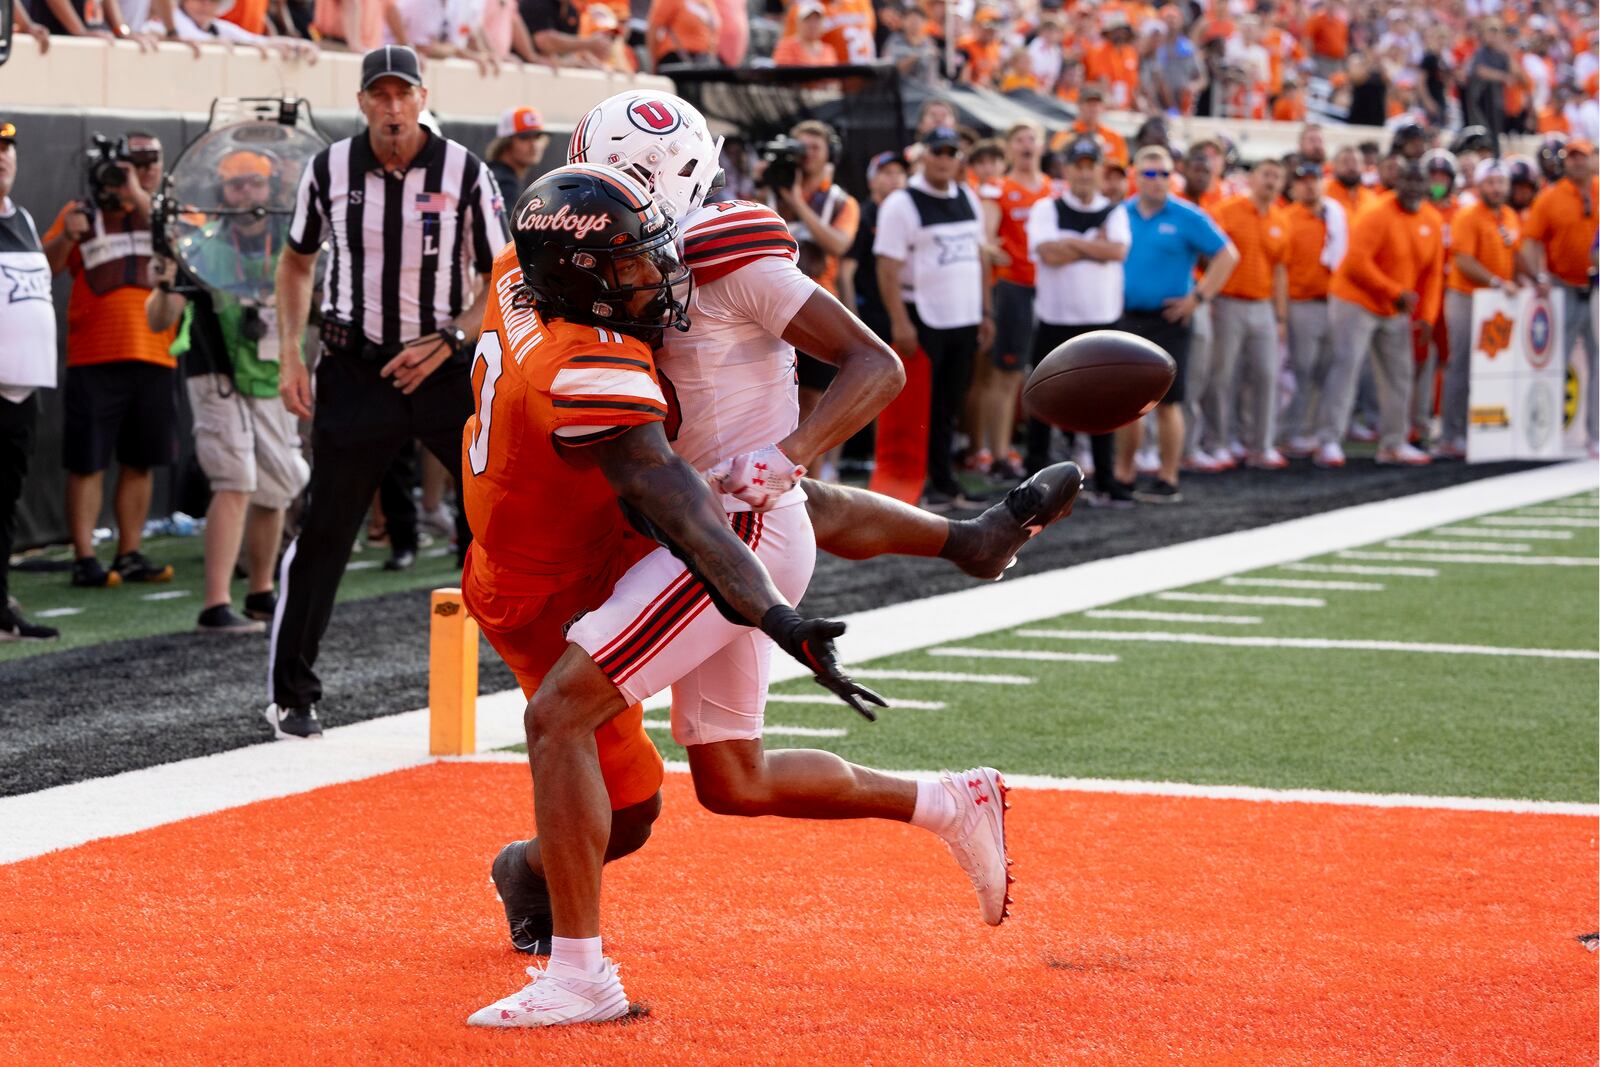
left=1477, top=311, right=1514, bottom=360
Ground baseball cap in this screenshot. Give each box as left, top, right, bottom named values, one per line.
left=975, top=6, right=1004, bottom=24
left=922, top=126, right=962, bottom=150
left=1066, top=137, right=1101, bottom=163
left=1566, top=139, right=1596, bottom=157
left=796, top=0, right=826, bottom=17
left=497, top=106, right=545, bottom=139
left=0, top=121, right=15, bottom=144
left=219, top=150, right=273, bottom=180
left=867, top=150, right=908, bottom=179
left=1080, top=84, right=1106, bottom=103
left=1102, top=159, right=1127, bottom=175
left=1473, top=158, right=1509, bottom=183
left=360, top=45, right=424, bottom=91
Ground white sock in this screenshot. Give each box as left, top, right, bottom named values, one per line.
left=910, top=778, right=959, bottom=836
left=548, top=935, right=604, bottom=976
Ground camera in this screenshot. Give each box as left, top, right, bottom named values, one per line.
left=85, top=134, right=159, bottom=211
left=755, top=136, right=806, bottom=192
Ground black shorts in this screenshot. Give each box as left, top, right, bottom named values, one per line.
left=796, top=352, right=838, bottom=391
left=63, top=361, right=180, bottom=475
left=1118, top=309, right=1193, bottom=406
left=990, top=280, right=1035, bottom=372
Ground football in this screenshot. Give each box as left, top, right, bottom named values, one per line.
left=1021, top=330, right=1177, bottom=435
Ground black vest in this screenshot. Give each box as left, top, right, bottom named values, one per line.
left=1055, top=198, right=1115, bottom=234
left=907, top=185, right=977, bottom=226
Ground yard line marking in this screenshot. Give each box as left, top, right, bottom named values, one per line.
left=1223, top=576, right=1384, bottom=591
left=931, top=647, right=1121, bottom=663
left=1515, top=507, right=1599, bottom=518
left=642, top=719, right=847, bottom=739
left=423, top=546, right=452, bottom=558
left=1479, top=515, right=1599, bottom=528
left=34, top=607, right=84, bottom=618
left=849, top=668, right=1035, bottom=685
left=140, top=590, right=190, bottom=601
left=1157, top=590, right=1325, bottom=607
left=1385, top=539, right=1533, bottom=552
left=346, top=560, right=380, bottom=571
left=1282, top=562, right=1439, bottom=577
left=1341, top=550, right=1600, bottom=567
left=767, top=693, right=948, bottom=710
left=1016, top=628, right=1600, bottom=660
left=1085, top=609, right=1263, bottom=625
left=1435, top=526, right=1575, bottom=540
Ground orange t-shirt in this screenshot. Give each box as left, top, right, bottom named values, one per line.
left=311, top=0, right=386, bottom=47
left=1329, top=196, right=1445, bottom=321
left=1523, top=176, right=1600, bottom=288
left=959, top=35, right=1005, bottom=86
left=43, top=204, right=177, bottom=369
left=1502, top=50, right=1528, bottom=118
left=1447, top=200, right=1520, bottom=293
left=1048, top=121, right=1128, bottom=166
left=1272, top=93, right=1307, bottom=122
left=988, top=174, right=1053, bottom=288
left=1537, top=107, right=1571, bottom=135
left=1322, top=177, right=1372, bottom=221
left=1283, top=200, right=1334, bottom=300
left=1083, top=41, right=1140, bottom=109
left=1306, top=10, right=1348, bottom=60
left=1262, top=27, right=1304, bottom=95
left=220, top=0, right=269, bottom=35
left=772, top=36, right=841, bottom=66
left=649, top=0, right=721, bottom=63
left=1211, top=194, right=1290, bottom=301
left=781, top=0, right=875, bottom=64
left=462, top=244, right=669, bottom=598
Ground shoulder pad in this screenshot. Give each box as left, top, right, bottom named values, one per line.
left=681, top=200, right=799, bottom=285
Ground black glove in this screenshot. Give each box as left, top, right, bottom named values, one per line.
left=760, top=606, right=888, bottom=721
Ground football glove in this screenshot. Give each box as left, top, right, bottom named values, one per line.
left=760, top=606, right=888, bottom=721
left=707, top=445, right=806, bottom=512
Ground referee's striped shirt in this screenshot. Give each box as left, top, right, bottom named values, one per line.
left=287, top=129, right=509, bottom=347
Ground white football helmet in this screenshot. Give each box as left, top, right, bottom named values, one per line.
left=567, top=91, right=724, bottom=223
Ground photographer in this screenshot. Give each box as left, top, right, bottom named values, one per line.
left=42, top=131, right=178, bottom=589
left=145, top=150, right=310, bottom=635
left=763, top=120, right=860, bottom=478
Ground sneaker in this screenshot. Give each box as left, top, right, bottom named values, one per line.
left=987, top=455, right=1027, bottom=482
left=418, top=503, right=455, bottom=540
left=1312, top=442, right=1345, bottom=468
left=71, top=556, right=122, bottom=588
left=1348, top=422, right=1379, bottom=443
left=1133, top=479, right=1183, bottom=504
left=243, top=590, right=277, bottom=622
left=1227, top=440, right=1247, bottom=462
left=1203, top=448, right=1237, bottom=471
left=491, top=841, right=553, bottom=955
left=933, top=767, right=1013, bottom=926
left=263, top=703, right=323, bottom=740
left=196, top=604, right=266, bottom=635
left=0, top=604, right=59, bottom=641
left=963, top=447, right=994, bottom=474
left=112, top=551, right=174, bottom=583
left=1375, top=443, right=1432, bottom=467
left=384, top=549, right=417, bottom=571
left=1181, top=451, right=1225, bottom=474
left=1282, top=436, right=1318, bottom=459
left=467, top=959, right=630, bottom=1028
left=1429, top=440, right=1467, bottom=461
left=1246, top=449, right=1289, bottom=470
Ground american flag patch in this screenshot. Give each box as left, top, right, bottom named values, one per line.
left=415, top=192, right=451, bottom=213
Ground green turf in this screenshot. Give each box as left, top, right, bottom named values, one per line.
left=503, top=492, right=1600, bottom=803
left=2, top=533, right=463, bottom=661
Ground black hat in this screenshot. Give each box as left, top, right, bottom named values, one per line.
left=922, top=126, right=962, bottom=150
left=361, top=45, right=424, bottom=91
left=1066, top=137, right=1101, bottom=163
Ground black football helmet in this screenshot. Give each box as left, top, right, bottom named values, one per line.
left=1506, top=154, right=1540, bottom=189
left=511, top=164, right=691, bottom=338
left=1537, top=133, right=1568, bottom=182
left=1449, top=124, right=1493, bottom=157
left=1391, top=120, right=1429, bottom=158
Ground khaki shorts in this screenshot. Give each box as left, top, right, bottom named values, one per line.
left=186, top=374, right=309, bottom=510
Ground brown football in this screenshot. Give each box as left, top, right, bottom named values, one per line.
left=1021, top=330, right=1177, bottom=435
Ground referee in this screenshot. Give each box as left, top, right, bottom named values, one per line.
left=267, top=45, right=509, bottom=740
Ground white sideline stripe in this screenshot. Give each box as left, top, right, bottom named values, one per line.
left=1085, top=609, right=1263, bottom=625
left=643, top=719, right=847, bottom=739
left=140, top=590, right=190, bottom=601
left=3, top=461, right=1593, bottom=864
left=34, top=607, right=84, bottom=618
left=849, top=668, right=1035, bottom=684
left=1341, top=550, right=1600, bottom=567
left=1015, top=629, right=1600, bottom=661
left=346, top=560, right=380, bottom=571
left=1479, top=516, right=1599, bottom=528
left=1435, top=526, right=1574, bottom=540
left=443, top=753, right=1600, bottom=817
left=1223, top=576, right=1383, bottom=591
left=930, top=646, right=1121, bottom=664
left=1282, top=562, right=1439, bottom=577
left=1386, top=539, right=1533, bottom=552
left=1158, top=590, right=1325, bottom=607
left=767, top=693, right=948, bottom=710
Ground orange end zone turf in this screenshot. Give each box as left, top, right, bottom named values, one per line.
left=0, top=765, right=1593, bottom=1066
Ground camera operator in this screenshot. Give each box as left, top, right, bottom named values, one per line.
left=762, top=120, right=860, bottom=478
left=0, top=120, right=60, bottom=640
left=144, top=150, right=311, bottom=635
left=42, top=131, right=179, bottom=589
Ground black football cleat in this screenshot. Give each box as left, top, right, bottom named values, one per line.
left=948, top=461, right=1083, bottom=581
left=263, top=704, right=323, bottom=740
left=492, top=840, right=553, bottom=954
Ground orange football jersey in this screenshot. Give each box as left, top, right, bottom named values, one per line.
left=462, top=244, right=671, bottom=597
left=782, top=0, right=875, bottom=64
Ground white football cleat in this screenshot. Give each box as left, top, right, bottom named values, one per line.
left=466, top=959, right=630, bottom=1028
left=936, top=767, right=1013, bottom=926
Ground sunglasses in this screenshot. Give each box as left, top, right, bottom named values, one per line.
left=128, top=150, right=162, bottom=168
left=1139, top=168, right=1170, bottom=179
left=928, top=146, right=961, bottom=158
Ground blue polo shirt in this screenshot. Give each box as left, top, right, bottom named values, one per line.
left=1121, top=196, right=1228, bottom=312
